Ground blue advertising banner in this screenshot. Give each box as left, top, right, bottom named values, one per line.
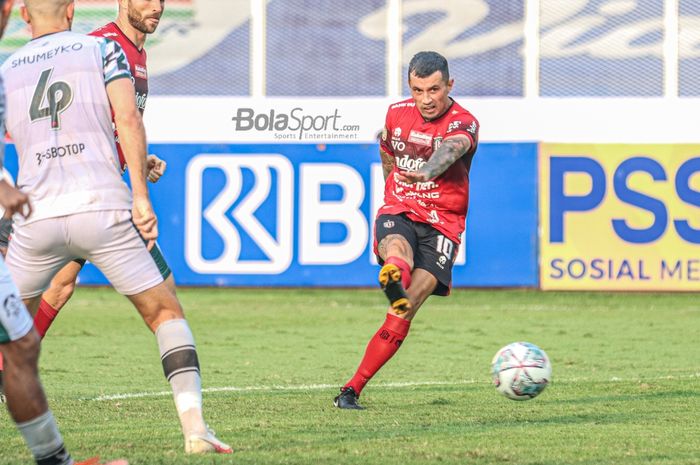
left=3, top=143, right=538, bottom=287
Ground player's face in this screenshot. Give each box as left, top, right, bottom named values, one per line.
left=409, top=71, right=454, bottom=121
left=127, top=0, right=164, bottom=34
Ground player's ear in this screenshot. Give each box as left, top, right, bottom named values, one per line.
left=447, top=78, right=454, bottom=93
left=66, top=1, right=75, bottom=24
left=19, top=3, right=29, bottom=25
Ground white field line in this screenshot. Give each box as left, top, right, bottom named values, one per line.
left=91, top=373, right=700, bottom=402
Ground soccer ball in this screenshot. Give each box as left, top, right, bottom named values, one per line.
left=491, top=342, right=551, bottom=401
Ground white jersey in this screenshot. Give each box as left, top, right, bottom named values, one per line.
left=0, top=31, right=133, bottom=225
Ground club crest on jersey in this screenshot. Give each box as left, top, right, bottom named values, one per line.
left=433, top=136, right=443, bottom=151
left=408, top=130, right=432, bottom=147
left=383, top=220, right=395, bottom=229
left=467, top=121, right=477, bottom=135
left=135, top=64, right=148, bottom=79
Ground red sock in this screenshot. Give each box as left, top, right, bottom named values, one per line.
left=34, top=299, right=59, bottom=339
left=344, top=313, right=411, bottom=395
left=385, top=256, right=412, bottom=289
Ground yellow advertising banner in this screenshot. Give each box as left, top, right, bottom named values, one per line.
left=540, top=144, right=700, bottom=291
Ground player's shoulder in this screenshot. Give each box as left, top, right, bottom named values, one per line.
left=385, top=98, right=417, bottom=125
left=1, top=32, right=99, bottom=74
left=447, top=99, right=479, bottom=124
left=387, top=97, right=416, bottom=114
left=90, top=22, right=120, bottom=39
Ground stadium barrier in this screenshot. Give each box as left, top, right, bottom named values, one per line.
left=14, top=143, right=533, bottom=288
left=540, top=144, right=700, bottom=291
left=3, top=96, right=698, bottom=290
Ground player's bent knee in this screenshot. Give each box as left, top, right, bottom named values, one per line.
left=128, top=282, right=185, bottom=332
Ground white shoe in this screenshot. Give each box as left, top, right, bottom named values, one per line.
left=185, top=430, right=233, bottom=454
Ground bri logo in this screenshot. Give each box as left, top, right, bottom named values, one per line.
left=185, top=154, right=294, bottom=274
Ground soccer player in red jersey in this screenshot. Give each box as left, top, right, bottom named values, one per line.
left=334, top=51, right=479, bottom=409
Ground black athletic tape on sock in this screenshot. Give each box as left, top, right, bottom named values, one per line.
left=36, top=445, right=71, bottom=465
left=161, top=346, right=200, bottom=381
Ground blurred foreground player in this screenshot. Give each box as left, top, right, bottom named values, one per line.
left=335, top=51, right=479, bottom=409
left=0, top=1, right=127, bottom=463
left=1, top=0, right=231, bottom=454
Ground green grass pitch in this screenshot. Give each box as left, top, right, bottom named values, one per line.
left=1, top=288, right=698, bottom=464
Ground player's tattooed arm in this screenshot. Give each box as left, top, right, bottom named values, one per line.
left=396, top=135, right=471, bottom=184
left=380, top=146, right=395, bottom=181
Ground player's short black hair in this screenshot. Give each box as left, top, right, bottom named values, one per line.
left=408, top=51, right=449, bottom=83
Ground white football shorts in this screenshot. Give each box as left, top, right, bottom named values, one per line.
left=6, top=209, right=164, bottom=298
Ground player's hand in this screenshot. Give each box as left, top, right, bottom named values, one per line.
left=0, top=180, right=32, bottom=219
left=146, top=154, right=167, bottom=183
left=132, top=195, right=158, bottom=245
left=396, top=170, right=429, bottom=184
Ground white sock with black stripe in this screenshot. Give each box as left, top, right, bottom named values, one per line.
left=156, top=319, right=207, bottom=437
left=16, top=410, right=72, bottom=465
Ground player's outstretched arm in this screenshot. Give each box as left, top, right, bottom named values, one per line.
left=396, top=135, right=471, bottom=184
left=106, top=78, right=157, bottom=242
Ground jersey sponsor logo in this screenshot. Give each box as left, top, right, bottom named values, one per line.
left=390, top=102, right=415, bottom=110
left=391, top=139, right=406, bottom=151
left=408, top=130, right=432, bottom=147
left=427, top=210, right=440, bottom=223
left=35, top=143, right=86, bottom=166
left=135, top=91, right=148, bottom=111
left=135, top=64, right=148, bottom=79
left=393, top=127, right=402, bottom=137
left=404, top=190, right=440, bottom=200
left=3, top=294, right=22, bottom=319
left=447, top=121, right=462, bottom=133
left=395, top=154, right=426, bottom=172
left=185, top=154, right=294, bottom=274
